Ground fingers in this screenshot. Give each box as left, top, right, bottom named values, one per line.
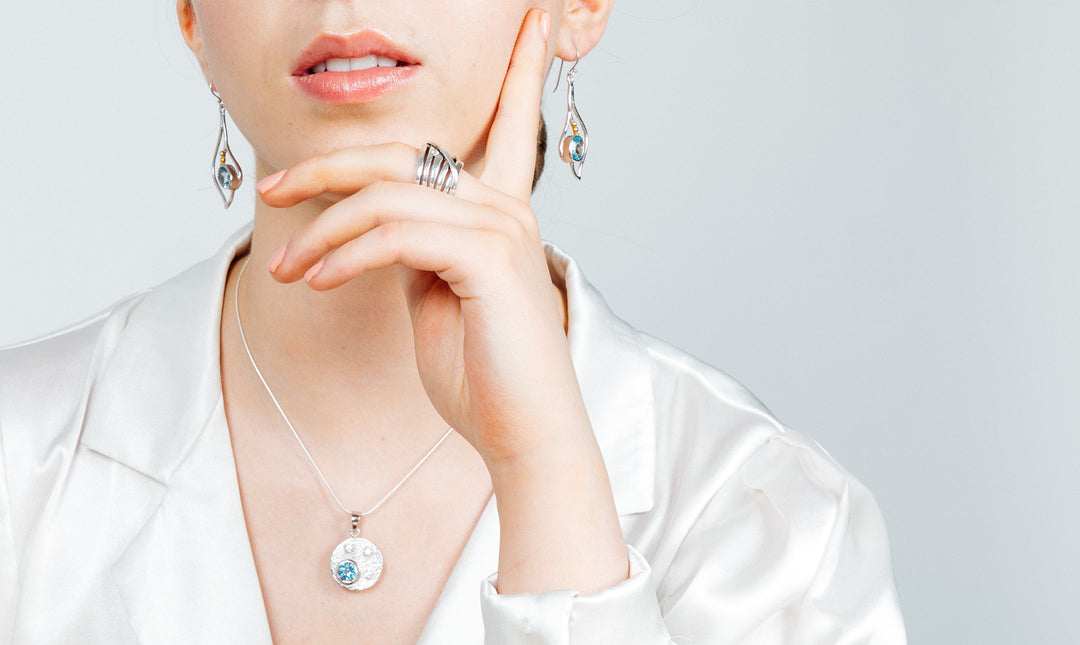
left=258, top=141, right=488, bottom=207
left=303, top=221, right=505, bottom=295
left=268, top=181, right=536, bottom=283
left=479, top=8, right=552, bottom=201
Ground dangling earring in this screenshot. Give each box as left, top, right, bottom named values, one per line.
left=552, top=51, right=588, bottom=180
left=210, top=85, right=243, bottom=208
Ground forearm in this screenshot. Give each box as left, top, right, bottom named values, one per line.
left=487, top=429, right=629, bottom=596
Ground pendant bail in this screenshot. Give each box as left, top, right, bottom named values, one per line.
left=350, top=514, right=361, bottom=538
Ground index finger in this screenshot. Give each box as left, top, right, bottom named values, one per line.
left=479, top=8, right=552, bottom=201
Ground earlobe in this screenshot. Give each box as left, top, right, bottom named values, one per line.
left=554, top=0, right=613, bottom=60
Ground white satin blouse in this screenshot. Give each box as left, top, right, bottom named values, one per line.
left=0, top=222, right=905, bottom=644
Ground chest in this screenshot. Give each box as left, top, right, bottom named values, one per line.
left=225, top=411, right=492, bottom=644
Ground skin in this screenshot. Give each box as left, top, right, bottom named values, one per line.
left=179, top=0, right=622, bottom=640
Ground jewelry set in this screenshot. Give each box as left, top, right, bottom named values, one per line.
left=220, top=54, right=589, bottom=592
left=211, top=54, right=589, bottom=208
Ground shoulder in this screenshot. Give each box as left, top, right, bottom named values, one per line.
left=0, top=222, right=252, bottom=442
left=640, top=330, right=787, bottom=457
left=0, top=292, right=149, bottom=438
left=549, top=240, right=889, bottom=540
left=546, top=241, right=869, bottom=520
left=635, top=331, right=857, bottom=532
left=0, top=222, right=251, bottom=517
left=548, top=243, right=904, bottom=639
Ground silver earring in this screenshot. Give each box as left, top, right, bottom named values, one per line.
left=552, top=52, right=588, bottom=180
left=210, top=86, right=243, bottom=208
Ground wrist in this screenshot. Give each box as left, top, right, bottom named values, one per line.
left=485, top=429, right=629, bottom=595
left=482, top=424, right=600, bottom=489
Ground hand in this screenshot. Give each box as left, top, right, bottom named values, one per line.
left=257, top=8, right=585, bottom=467
left=258, top=8, right=629, bottom=595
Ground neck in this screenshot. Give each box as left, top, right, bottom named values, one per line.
left=225, top=160, right=437, bottom=444
left=228, top=158, right=568, bottom=449
left=246, top=216, right=415, bottom=369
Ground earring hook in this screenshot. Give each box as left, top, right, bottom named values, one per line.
left=552, top=49, right=581, bottom=93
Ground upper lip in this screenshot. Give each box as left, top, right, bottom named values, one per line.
left=292, top=30, right=420, bottom=76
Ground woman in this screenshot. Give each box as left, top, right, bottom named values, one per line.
left=0, top=0, right=905, bottom=642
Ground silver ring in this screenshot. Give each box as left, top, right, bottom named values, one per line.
left=415, top=143, right=463, bottom=196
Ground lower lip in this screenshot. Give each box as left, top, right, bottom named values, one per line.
left=291, top=66, right=419, bottom=104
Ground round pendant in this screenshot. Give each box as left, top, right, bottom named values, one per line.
left=330, top=537, right=384, bottom=591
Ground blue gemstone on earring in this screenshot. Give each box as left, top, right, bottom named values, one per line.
left=336, top=561, right=359, bottom=584
left=570, top=136, right=584, bottom=162
left=217, top=165, right=234, bottom=189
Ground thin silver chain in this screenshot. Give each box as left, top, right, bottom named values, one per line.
left=233, top=255, right=454, bottom=519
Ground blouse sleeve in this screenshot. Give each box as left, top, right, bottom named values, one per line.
left=479, top=544, right=669, bottom=644
left=660, top=431, right=906, bottom=644
left=0, top=417, right=18, bottom=641
left=478, top=431, right=906, bottom=644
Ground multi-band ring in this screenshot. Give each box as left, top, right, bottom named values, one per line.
left=415, top=143, right=463, bottom=196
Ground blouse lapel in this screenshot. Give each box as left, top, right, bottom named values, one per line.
left=80, top=223, right=270, bottom=643
left=109, top=399, right=272, bottom=644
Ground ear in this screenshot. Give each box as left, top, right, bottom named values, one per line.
left=176, top=0, right=212, bottom=85
left=554, top=0, right=614, bottom=61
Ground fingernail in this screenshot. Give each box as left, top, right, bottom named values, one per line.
left=539, top=10, right=551, bottom=42
left=304, top=260, right=324, bottom=283
left=267, top=245, right=286, bottom=273
left=257, top=170, right=286, bottom=193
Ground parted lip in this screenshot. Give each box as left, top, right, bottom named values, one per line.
left=291, top=30, right=420, bottom=76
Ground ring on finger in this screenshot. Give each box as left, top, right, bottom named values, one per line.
left=416, top=143, right=463, bottom=196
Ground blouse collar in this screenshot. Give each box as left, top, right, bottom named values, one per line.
left=81, top=221, right=656, bottom=516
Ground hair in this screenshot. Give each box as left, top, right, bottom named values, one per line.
left=533, top=115, right=547, bottom=191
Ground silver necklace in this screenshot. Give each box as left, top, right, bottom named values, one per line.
left=234, top=256, right=454, bottom=591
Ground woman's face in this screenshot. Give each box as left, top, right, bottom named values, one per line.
left=181, top=0, right=571, bottom=176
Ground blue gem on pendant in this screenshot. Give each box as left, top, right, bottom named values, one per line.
left=331, top=535, right=384, bottom=590
left=336, top=560, right=359, bottom=584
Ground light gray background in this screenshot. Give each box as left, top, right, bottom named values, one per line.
left=2, top=1, right=1078, bottom=642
